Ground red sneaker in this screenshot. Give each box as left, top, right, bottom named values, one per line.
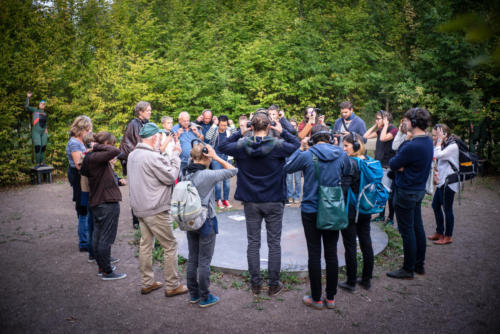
left=222, top=200, right=232, bottom=208
left=217, top=200, right=224, bottom=209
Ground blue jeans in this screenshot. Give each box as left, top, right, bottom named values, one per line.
left=87, top=207, right=94, bottom=257
left=286, top=171, right=301, bottom=200
left=211, top=160, right=230, bottom=201
left=81, top=192, right=94, bottom=256
left=180, top=161, right=188, bottom=176
left=432, top=185, right=455, bottom=237
left=187, top=228, right=216, bottom=301
left=393, top=188, right=426, bottom=272
left=68, top=167, right=88, bottom=249
left=77, top=214, right=89, bottom=249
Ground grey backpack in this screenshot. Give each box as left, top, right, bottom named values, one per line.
left=170, top=173, right=209, bottom=231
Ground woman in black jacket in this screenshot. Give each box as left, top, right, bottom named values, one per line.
left=339, top=133, right=374, bottom=291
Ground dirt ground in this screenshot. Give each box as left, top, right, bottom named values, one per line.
left=1, top=176, right=499, bottom=334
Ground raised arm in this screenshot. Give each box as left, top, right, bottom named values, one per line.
left=363, top=123, right=378, bottom=140
left=218, top=130, right=243, bottom=157
left=25, top=91, right=36, bottom=112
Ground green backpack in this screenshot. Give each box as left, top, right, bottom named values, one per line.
left=312, top=154, right=348, bottom=230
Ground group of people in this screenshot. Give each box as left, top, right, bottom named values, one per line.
left=63, top=97, right=460, bottom=309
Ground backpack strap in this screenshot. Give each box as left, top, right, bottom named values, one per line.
left=312, top=153, right=321, bottom=186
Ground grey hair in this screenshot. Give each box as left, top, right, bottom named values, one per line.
left=178, top=111, right=190, bottom=120
left=134, top=101, right=151, bottom=116
left=161, top=116, right=173, bottom=123
left=202, top=109, right=212, bottom=116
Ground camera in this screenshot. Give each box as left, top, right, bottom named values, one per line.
left=190, top=122, right=202, bottom=130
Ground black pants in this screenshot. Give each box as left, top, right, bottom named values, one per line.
left=432, top=185, right=455, bottom=237
left=301, top=211, right=339, bottom=302
left=380, top=189, right=395, bottom=220
left=91, top=203, right=120, bottom=274
left=340, top=214, right=374, bottom=284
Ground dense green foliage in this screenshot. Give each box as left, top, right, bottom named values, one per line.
left=0, top=0, right=498, bottom=185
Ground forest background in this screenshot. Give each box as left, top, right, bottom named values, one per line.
left=0, top=0, right=498, bottom=185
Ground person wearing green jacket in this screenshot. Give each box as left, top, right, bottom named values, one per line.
left=25, top=91, right=48, bottom=167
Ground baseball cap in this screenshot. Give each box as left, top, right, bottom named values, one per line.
left=139, top=122, right=166, bottom=138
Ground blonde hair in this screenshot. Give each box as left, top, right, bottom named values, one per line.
left=190, top=142, right=207, bottom=162
left=344, top=133, right=365, bottom=157
left=70, top=116, right=92, bottom=137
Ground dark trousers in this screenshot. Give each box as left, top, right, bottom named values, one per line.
left=243, top=202, right=284, bottom=287
left=301, top=211, right=339, bottom=302
left=186, top=229, right=216, bottom=301
left=393, top=188, right=426, bottom=272
left=91, top=203, right=120, bottom=274
left=380, top=189, right=395, bottom=220
left=432, top=185, right=455, bottom=237
left=340, top=213, right=374, bottom=284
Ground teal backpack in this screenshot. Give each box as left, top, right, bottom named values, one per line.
left=312, top=154, right=348, bottom=231
left=347, top=156, right=389, bottom=222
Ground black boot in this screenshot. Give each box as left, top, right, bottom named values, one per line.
left=386, top=268, right=414, bottom=279
left=338, top=280, right=356, bottom=292
left=356, top=277, right=371, bottom=290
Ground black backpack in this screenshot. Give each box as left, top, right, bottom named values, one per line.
left=445, top=137, right=478, bottom=185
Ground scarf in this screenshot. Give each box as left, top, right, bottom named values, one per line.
left=442, top=134, right=457, bottom=150
left=183, top=162, right=206, bottom=177
left=345, top=113, right=356, bottom=121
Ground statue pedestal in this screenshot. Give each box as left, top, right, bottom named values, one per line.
left=30, top=166, right=54, bottom=184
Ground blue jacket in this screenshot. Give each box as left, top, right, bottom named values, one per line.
left=218, top=129, right=300, bottom=202
left=172, top=124, right=199, bottom=164
left=285, top=143, right=351, bottom=213
left=389, top=135, right=433, bottom=191
left=332, top=114, right=367, bottom=142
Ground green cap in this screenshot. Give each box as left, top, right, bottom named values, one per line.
left=139, top=122, right=166, bottom=138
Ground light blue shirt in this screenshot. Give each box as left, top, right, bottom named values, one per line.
left=172, top=124, right=199, bottom=163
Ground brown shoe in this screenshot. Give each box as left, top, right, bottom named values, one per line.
left=141, top=281, right=163, bottom=295
left=268, top=282, right=284, bottom=297
left=427, top=233, right=443, bottom=241
left=251, top=285, right=261, bottom=296
left=165, top=284, right=189, bottom=297
left=434, top=236, right=452, bottom=245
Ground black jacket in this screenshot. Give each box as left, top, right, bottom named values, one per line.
left=119, top=118, right=149, bottom=161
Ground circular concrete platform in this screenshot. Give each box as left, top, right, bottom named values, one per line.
left=173, top=207, right=388, bottom=274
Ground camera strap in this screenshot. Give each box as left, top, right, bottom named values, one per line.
left=341, top=118, right=350, bottom=132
